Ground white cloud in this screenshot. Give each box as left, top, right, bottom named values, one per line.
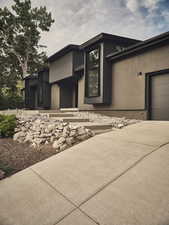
left=0, top=0, right=168, bottom=56
left=125, top=0, right=163, bottom=12
left=126, top=0, right=140, bottom=12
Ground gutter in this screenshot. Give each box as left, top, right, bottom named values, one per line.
left=107, top=31, right=169, bottom=61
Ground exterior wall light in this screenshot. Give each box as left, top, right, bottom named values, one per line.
left=137, top=72, right=142, bottom=76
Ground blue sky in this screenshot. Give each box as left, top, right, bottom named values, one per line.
left=0, top=0, right=169, bottom=56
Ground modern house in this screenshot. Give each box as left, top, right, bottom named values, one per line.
left=24, top=31, right=169, bottom=120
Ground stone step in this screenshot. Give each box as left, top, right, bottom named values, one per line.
left=53, top=117, right=90, bottom=123
left=70, top=122, right=112, bottom=130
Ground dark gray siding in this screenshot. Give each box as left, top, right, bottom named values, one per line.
left=25, top=77, right=38, bottom=109
left=38, top=70, right=51, bottom=109
left=73, top=50, right=84, bottom=71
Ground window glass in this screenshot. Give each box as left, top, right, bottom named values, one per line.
left=88, top=69, right=99, bottom=97
left=86, top=47, right=100, bottom=97
left=88, top=49, right=99, bottom=66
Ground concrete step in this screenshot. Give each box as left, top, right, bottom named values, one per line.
left=47, top=113, right=74, bottom=118
left=60, top=108, right=79, bottom=112
left=39, top=110, right=60, bottom=113
left=70, top=122, right=112, bottom=130
left=53, top=117, right=90, bottom=123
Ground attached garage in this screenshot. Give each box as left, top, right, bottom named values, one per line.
left=108, top=31, right=169, bottom=120
left=148, top=70, right=169, bottom=120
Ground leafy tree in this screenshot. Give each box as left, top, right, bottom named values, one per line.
left=0, top=54, right=20, bottom=92
left=0, top=0, right=54, bottom=79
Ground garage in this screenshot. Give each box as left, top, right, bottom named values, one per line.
left=150, top=73, right=169, bottom=120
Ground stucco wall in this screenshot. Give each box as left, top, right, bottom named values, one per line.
left=51, top=84, right=60, bottom=109
left=49, top=52, right=73, bottom=83
left=111, top=44, right=169, bottom=110
left=78, top=44, right=169, bottom=111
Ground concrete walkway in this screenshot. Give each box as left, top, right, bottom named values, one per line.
left=0, top=121, right=169, bottom=225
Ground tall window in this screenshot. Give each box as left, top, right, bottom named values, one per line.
left=86, top=47, right=100, bottom=97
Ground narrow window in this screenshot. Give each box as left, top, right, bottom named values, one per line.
left=86, top=47, right=100, bottom=97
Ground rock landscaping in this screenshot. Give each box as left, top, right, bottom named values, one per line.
left=13, top=112, right=140, bottom=152
left=13, top=115, right=94, bottom=152
left=0, top=110, right=140, bottom=179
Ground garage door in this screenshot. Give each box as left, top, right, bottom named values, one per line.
left=150, top=74, right=169, bottom=120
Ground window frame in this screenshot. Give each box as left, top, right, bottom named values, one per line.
left=85, top=45, right=101, bottom=98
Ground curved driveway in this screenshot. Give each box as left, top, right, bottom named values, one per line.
left=0, top=121, right=169, bottom=225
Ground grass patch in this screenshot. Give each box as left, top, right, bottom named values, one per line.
left=0, top=163, right=16, bottom=176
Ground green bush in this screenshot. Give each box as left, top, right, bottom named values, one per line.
left=0, top=115, right=17, bottom=137
left=0, top=94, right=24, bottom=110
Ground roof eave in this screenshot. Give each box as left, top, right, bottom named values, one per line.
left=107, top=32, right=169, bottom=61
left=81, top=33, right=141, bottom=49
left=48, top=44, right=80, bottom=63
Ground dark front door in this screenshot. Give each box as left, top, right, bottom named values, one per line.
left=30, top=86, right=38, bottom=109
left=60, top=81, right=73, bottom=108
left=59, top=79, right=78, bottom=108
left=59, top=78, right=78, bottom=108
left=150, top=73, right=169, bottom=120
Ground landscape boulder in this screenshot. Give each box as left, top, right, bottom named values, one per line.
left=13, top=115, right=94, bottom=153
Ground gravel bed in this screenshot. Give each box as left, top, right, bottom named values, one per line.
left=0, top=138, right=56, bottom=179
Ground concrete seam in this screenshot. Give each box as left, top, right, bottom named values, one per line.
left=78, top=208, right=101, bottom=225
left=52, top=208, right=77, bottom=225
left=30, top=167, right=78, bottom=208
left=52, top=208, right=100, bottom=225
left=101, top=138, right=157, bottom=147
left=30, top=141, right=169, bottom=225
left=78, top=141, right=169, bottom=207
left=30, top=169, right=103, bottom=225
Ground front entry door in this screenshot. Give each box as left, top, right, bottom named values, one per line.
left=60, top=82, right=73, bottom=108
left=59, top=78, right=78, bottom=108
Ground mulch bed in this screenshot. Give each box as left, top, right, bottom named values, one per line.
left=0, top=138, right=56, bottom=178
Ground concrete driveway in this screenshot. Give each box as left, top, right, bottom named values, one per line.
left=0, top=121, right=169, bottom=225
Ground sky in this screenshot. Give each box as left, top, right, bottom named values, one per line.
left=0, top=0, right=169, bottom=56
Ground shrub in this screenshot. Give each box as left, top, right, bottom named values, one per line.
left=0, top=115, right=17, bottom=137
left=0, top=94, right=24, bottom=110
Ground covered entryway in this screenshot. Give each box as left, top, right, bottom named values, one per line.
left=59, top=77, right=78, bottom=108
left=149, top=71, right=169, bottom=120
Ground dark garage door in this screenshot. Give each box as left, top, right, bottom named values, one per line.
left=150, top=74, right=169, bottom=120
